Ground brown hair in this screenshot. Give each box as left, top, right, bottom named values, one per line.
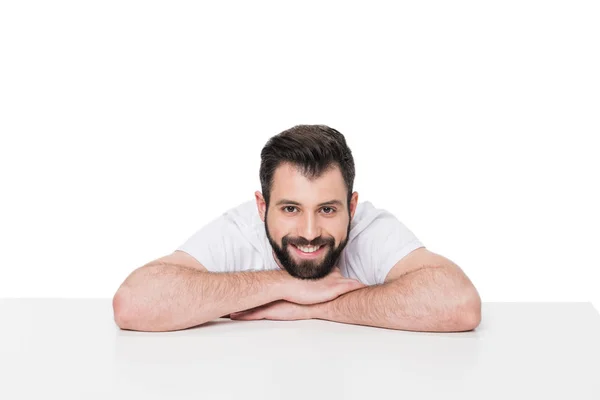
left=259, top=124, right=355, bottom=208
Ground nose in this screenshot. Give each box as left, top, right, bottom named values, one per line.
left=296, top=212, right=321, bottom=244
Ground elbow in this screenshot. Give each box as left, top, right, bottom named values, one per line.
left=112, top=286, right=194, bottom=332
left=112, top=288, right=135, bottom=330
left=460, top=308, right=481, bottom=332
left=456, top=289, right=482, bottom=331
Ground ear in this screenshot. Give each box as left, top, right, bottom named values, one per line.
left=255, top=191, right=267, bottom=222
left=350, top=191, right=359, bottom=220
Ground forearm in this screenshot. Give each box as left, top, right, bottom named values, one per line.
left=113, top=265, right=289, bottom=332
left=313, top=266, right=481, bottom=332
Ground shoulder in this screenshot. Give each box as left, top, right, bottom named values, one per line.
left=175, top=200, right=264, bottom=272
left=339, top=201, right=389, bottom=283
left=342, top=201, right=423, bottom=285
left=350, top=201, right=421, bottom=252
left=348, top=201, right=390, bottom=241
left=223, top=200, right=260, bottom=227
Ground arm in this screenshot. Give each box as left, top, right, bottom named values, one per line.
left=113, top=264, right=289, bottom=332
left=311, top=264, right=481, bottom=332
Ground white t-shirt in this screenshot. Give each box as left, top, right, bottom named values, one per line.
left=176, top=200, right=424, bottom=286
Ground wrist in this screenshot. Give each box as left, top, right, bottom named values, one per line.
left=274, top=270, right=296, bottom=301
left=309, top=301, right=330, bottom=320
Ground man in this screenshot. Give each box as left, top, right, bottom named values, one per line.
left=113, top=125, right=481, bottom=332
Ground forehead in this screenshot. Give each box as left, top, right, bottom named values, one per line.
left=271, top=163, right=346, bottom=205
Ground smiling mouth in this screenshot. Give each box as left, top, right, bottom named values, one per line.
left=290, top=244, right=326, bottom=258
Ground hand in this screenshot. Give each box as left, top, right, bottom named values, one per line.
left=282, top=266, right=367, bottom=305
left=229, top=300, right=314, bottom=321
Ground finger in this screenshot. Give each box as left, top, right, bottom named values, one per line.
left=231, top=309, right=262, bottom=319
left=233, top=312, right=260, bottom=320
left=231, top=304, right=264, bottom=316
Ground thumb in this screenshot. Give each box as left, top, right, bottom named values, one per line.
left=230, top=310, right=252, bottom=319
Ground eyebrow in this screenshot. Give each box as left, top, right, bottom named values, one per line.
left=275, top=199, right=344, bottom=208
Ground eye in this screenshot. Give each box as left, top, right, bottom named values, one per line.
left=281, top=206, right=336, bottom=215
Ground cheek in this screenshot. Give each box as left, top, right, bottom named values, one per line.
left=270, top=219, right=296, bottom=237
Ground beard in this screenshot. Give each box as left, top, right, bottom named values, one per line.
left=264, top=207, right=351, bottom=280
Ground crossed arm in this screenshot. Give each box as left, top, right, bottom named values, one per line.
left=230, top=247, right=482, bottom=332
left=114, top=247, right=481, bottom=332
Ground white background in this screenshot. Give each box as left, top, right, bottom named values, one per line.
left=1, top=1, right=598, bottom=309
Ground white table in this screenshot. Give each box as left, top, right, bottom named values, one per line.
left=0, top=300, right=598, bottom=399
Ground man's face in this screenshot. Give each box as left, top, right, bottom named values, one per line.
left=256, top=163, right=358, bottom=280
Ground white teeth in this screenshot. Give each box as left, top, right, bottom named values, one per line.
left=295, top=245, right=321, bottom=253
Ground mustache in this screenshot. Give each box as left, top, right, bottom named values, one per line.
left=287, top=238, right=333, bottom=247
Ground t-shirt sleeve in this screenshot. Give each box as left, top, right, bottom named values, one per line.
left=175, top=213, right=260, bottom=273
left=361, top=211, right=425, bottom=285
